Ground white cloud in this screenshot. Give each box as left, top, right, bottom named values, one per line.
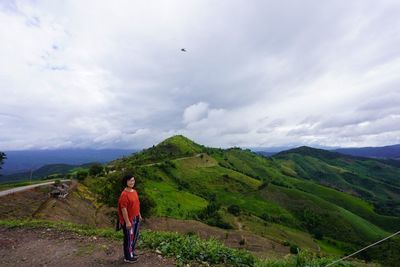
left=1, top=0, right=400, bottom=150
left=183, top=102, right=209, bottom=124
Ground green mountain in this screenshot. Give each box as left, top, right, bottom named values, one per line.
left=116, top=135, right=204, bottom=166
left=87, top=135, right=400, bottom=265
left=274, top=146, right=400, bottom=217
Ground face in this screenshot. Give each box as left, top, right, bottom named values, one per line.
left=126, top=177, right=135, bottom=188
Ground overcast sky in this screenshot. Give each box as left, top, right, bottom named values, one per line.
left=1, top=0, right=400, bottom=150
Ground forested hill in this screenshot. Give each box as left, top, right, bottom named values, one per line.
left=274, top=146, right=400, bottom=216
left=86, top=135, right=400, bottom=265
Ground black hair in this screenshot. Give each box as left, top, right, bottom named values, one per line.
left=121, top=173, right=135, bottom=188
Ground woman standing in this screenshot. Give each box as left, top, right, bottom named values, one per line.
left=118, top=173, right=142, bottom=263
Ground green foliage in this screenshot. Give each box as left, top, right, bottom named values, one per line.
left=198, top=201, right=233, bottom=229
left=134, top=179, right=156, bottom=218
left=255, top=250, right=360, bottom=267
left=75, top=170, right=89, bottom=181
left=363, top=237, right=400, bottom=266
left=88, top=163, right=104, bottom=177
left=270, top=179, right=292, bottom=188
left=301, top=208, right=323, bottom=235
left=85, top=171, right=156, bottom=218
left=228, top=204, right=241, bottom=216
left=144, top=230, right=254, bottom=266
left=289, top=244, right=300, bottom=254
left=258, top=181, right=270, bottom=190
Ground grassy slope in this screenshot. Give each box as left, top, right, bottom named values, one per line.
left=273, top=148, right=400, bottom=218
left=108, top=136, right=399, bottom=257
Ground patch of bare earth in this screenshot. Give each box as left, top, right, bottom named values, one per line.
left=0, top=227, right=175, bottom=267
left=144, top=217, right=289, bottom=258
left=0, top=182, right=114, bottom=228
left=0, top=187, right=49, bottom=219
left=34, top=183, right=114, bottom=228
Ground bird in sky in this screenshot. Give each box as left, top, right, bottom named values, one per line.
left=181, top=48, right=187, bottom=52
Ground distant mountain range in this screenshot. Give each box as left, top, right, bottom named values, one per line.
left=254, top=144, right=400, bottom=160
left=333, top=144, right=400, bottom=160
left=0, top=149, right=136, bottom=175
left=2, top=144, right=399, bottom=176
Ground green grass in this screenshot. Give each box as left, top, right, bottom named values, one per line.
left=274, top=148, right=400, bottom=214
left=145, top=180, right=208, bottom=219
left=258, top=184, right=387, bottom=243
left=254, top=250, right=370, bottom=267
left=240, top=215, right=318, bottom=251
left=290, top=179, right=400, bottom=232
left=316, top=239, right=346, bottom=255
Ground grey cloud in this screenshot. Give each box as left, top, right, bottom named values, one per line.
left=1, top=0, right=400, bottom=149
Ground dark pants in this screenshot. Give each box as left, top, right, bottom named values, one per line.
left=122, top=215, right=140, bottom=260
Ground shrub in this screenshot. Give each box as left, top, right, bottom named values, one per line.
left=290, top=244, right=300, bottom=254
left=198, top=202, right=233, bottom=229
left=227, top=205, right=241, bottom=216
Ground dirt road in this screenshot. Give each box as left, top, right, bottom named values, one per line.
left=0, top=180, right=71, bottom=197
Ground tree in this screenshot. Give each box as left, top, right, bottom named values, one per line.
left=75, top=170, right=89, bottom=181
left=89, top=163, right=104, bottom=176
left=0, top=152, right=6, bottom=175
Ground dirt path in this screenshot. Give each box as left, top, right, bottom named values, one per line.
left=234, top=217, right=243, bottom=231
left=139, top=153, right=203, bottom=167
left=0, top=227, right=175, bottom=267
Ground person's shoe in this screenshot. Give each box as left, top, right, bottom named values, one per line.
left=124, top=258, right=138, bottom=263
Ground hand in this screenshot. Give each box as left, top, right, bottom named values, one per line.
left=139, top=215, right=143, bottom=222
left=126, top=223, right=132, bottom=229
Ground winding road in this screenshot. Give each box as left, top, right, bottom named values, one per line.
left=0, top=180, right=70, bottom=197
